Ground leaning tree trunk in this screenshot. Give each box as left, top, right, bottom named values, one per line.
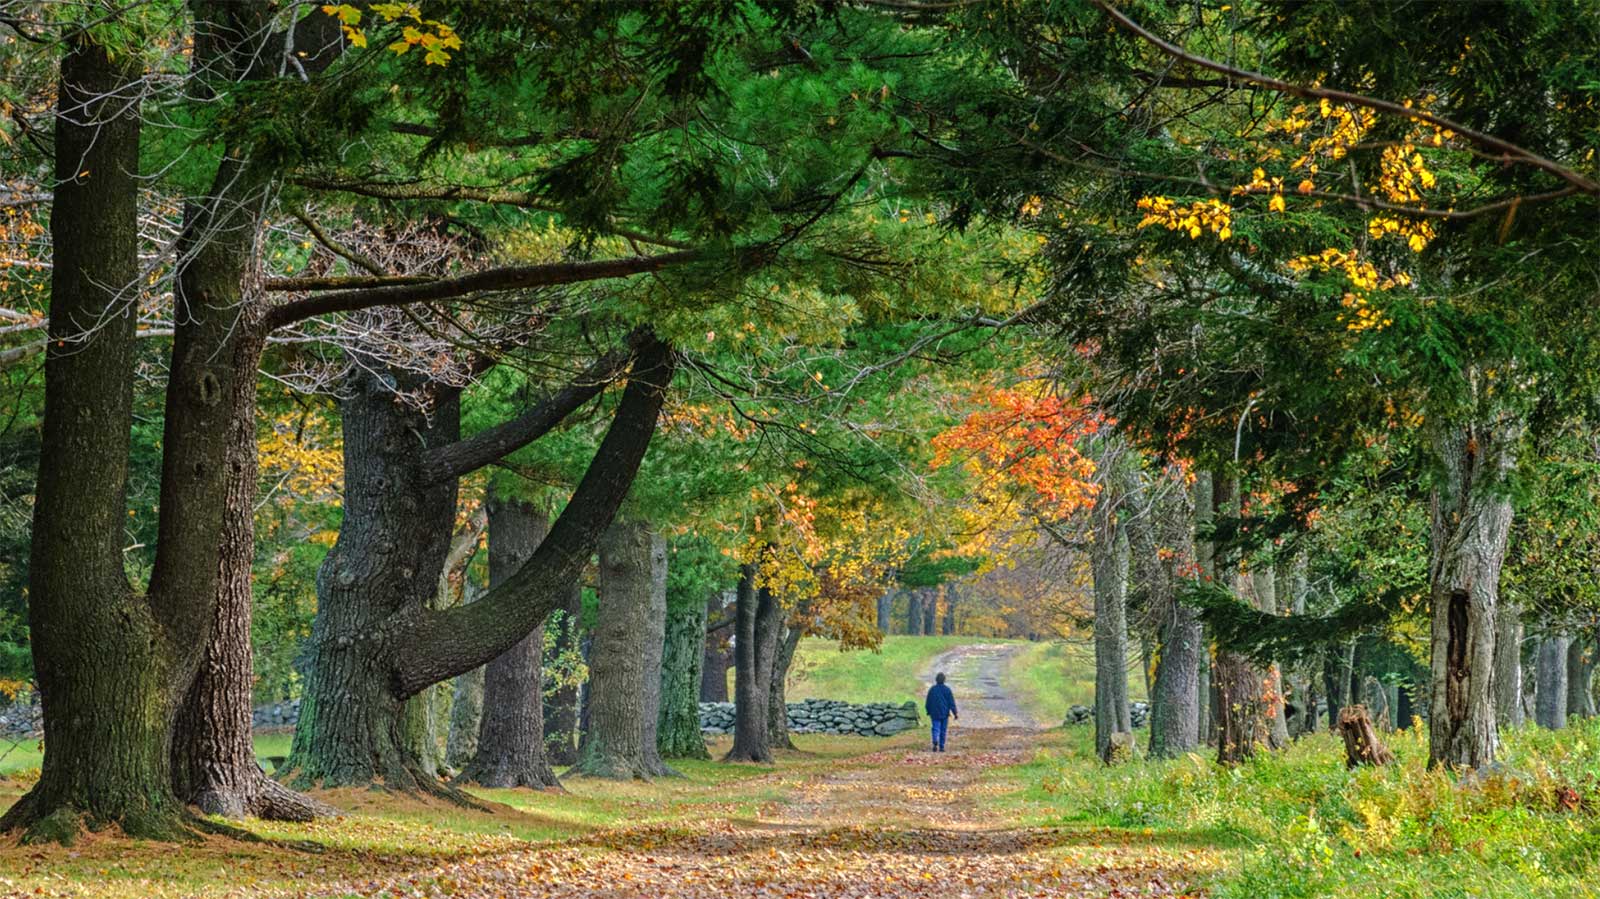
left=542, top=583, right=584, bottom=766
left=658, top=592, right=710, bottom=760
left=1493, top=602, right=1524, bottom=729
left=1131, top=467, right=1201, bottom=759
left=571, top=520, right=663, bottom=779
left=1090, top=483, right=1132, bottom=763
left=768, top=621, right=804, bottom=751
left=725, top=564, right=780, bottom=763
left=1427, top=418, right=1518, bottom=769
left=1566, top=635, right=1596, bottom=720
left=458, top=493, right=559, bottom=789
left=1535, top=635, right=1569, bottom=730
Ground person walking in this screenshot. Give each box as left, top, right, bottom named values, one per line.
left=924, top=672, right=958, bottom=752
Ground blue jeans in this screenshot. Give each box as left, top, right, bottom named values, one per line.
left=931, top=716, right=949, bottom=750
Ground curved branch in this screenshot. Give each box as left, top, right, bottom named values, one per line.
left=387, top=335, right=676, bottom=696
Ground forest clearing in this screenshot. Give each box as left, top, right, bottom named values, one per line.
left=2, top=0, right=1599, bottom=897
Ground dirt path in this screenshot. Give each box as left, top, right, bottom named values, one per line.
left=317, top=645, right=1199, bottom=898
left=919, top=642, right=1038, bottom=730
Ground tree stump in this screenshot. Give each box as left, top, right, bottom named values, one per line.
left=1338, top=705, right=1395, bottom=768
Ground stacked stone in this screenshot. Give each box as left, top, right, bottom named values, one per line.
left=1062, top=700, right=1151, bottom=729
left=252, top=699, right=302, bottom=730
left=698, top=698, right=921, bottom=737
left=0, top=696, right=40, bottom=739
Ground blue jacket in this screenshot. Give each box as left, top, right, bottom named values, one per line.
left=925, top=683, right=957, bottom=720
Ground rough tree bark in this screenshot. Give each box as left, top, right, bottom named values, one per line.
left=1492, top=602, right=1524, bottom=729
left=283, top=338, right=671, bottom=791
left=1130, top=468, right=1200, bottom=759
left=1566, top=635, right=1596, bottom=720
left=571, top=520, right=671, bottom=779
left=1535, top=635, right=1569, bottom=730
left=542, top=583, right=584, bottom=766
left=725, top=564, right=781, bottom=763
left=636, top=524, right=675, bottom=777
left=1427, top=418, right=1518, bottom=769
left=658, top=593, right=710, bottom=759
left=0, top=40, right=185, bottom=842
left=1090, top=479, right=1132, bottom=764
left=457, top=493, right=559, bottom=788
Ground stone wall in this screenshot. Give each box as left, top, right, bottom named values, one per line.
left=0, top=696, right=40, bottom=739
left=1062, top=700, right=1150, bottom=729
left=699, top=698, right=921, bottom=737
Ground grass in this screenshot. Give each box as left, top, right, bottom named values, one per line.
left=785, top=634, right=1006, bottom=706
left=1005, top=639, right=1147, bottom=725
left=1, top=731, right=298, bottom=780
left=1002, top=717, right=1600, bottom=899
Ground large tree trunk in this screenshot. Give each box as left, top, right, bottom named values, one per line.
left=0, top=39, right=184, bottom=842
left=446, top=667, right=485, bottom=771
left=282, top=362, right=463, bottom=791
left=1566, top=634, right=1596, bottom=720
left=922, top=589, right=938, bottom=636
left=1492, top=602, right=1524, bottom=729
left=637, top=524, right=675, bottom=778
left=571, top=521, right=662, bottom=779
left=403, top=507, right=485, bottom=780
left=1427, top=419, right=1517, bottom=768
left=700, top=591, right=732, bottom=703
left=942, top=586, right=958, bottom=635
left=458, top=493, right=559, bottom=788
left=768, top=621, right=803, bottom=751
left=1091, top=482, right=1132, bottom=763
left=1535, top=635, right=1569, bottom=730
left=877, top=590, right=894, bottom=634
left=905, top=590, right=923, bottom=636
left=1132, top=468, right=1201, bottom=759
left=282, top=338, right=671, bottom=791
left=725, top=564, right=780, bottom=763
left=171, top=327, right=332, bottom=822
left=542, top=583, right=584, bottom=766
left=659, top=593, right=710, bottom=759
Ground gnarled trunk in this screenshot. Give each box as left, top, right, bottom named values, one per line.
left=659, top=593, right=710, bottom=759
left=1427, top=419, right=1517, bottom=768
left=458, top=493, right=559, bottom=788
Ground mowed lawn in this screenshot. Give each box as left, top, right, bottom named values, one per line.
left=785, top=635, right=1012, bottom=706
